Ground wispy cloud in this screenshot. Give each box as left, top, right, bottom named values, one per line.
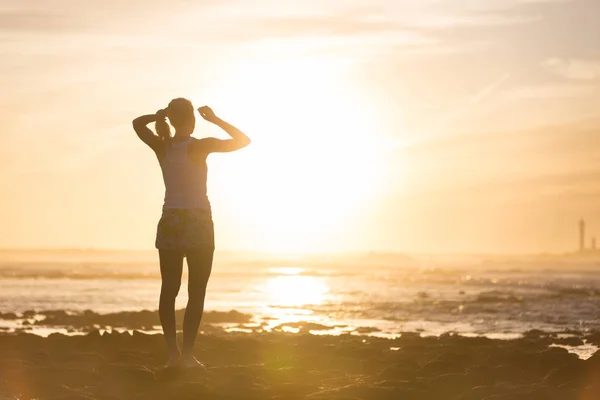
left=543, top=58, right=600, bottom=80
left=505, top=82, right=598, bottom=99
left=518, top=0, right=572, bottom=3
left=404, top=13, right=541, bottom=29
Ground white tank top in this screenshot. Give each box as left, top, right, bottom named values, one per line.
left=159, top=138, right=210, bottom=211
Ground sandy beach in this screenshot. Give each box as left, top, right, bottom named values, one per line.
left=1, top=311, right=600, bottom=400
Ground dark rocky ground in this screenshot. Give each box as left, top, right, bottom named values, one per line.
left=1, top=328, right=600, bottom=400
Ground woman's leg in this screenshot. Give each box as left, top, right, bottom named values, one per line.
left=158, top=249, right=185, bottom=366
left=181, top=248, right=214, bottom=365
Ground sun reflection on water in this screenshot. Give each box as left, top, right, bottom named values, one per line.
left=259, top=267, right=334, bottom=332
left=263, top=267, right=330, bottom=309
left=265, top=274, right=330, bottom=307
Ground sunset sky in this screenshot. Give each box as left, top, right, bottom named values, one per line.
left=1, top=0, right=599, bottom=253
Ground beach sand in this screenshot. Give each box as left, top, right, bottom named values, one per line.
left=1, top=325, right=600, bottom=400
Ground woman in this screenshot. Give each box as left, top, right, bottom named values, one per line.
left=133, top=98, right=250, bottom=368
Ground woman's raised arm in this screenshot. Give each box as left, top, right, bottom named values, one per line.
left=196, top=106, right=251, bottom=153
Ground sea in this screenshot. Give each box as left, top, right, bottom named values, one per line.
left=1, top=249, right=600, bottom=340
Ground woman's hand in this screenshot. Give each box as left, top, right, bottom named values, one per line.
left=155, top=109, right=167, bottom=120
left=198, top=106, right=219, bottom=123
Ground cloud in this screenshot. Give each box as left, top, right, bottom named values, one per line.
left=0, top=9, right=78, bottom=32
left=394, top=73, right=511, bottom=149
left=518, top=0, right=572, bottom=3
left=0, top=0, right=561, bottom=48
left=404, top=13, right=541, bottom=29
left=543, top=58, right=600, bottom=80
left=504, top=82, right=597, bottom=99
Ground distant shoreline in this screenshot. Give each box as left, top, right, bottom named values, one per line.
left=0, top=247, right=598, bottom=259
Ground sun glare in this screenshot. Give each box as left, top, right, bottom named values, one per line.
left=204, top=58, right=388, bottom=253
left=265, top=275, right=330, bottom=307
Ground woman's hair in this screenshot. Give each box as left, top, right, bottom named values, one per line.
left=155, top=117, right=171, bottom=141
left=167, top=98, right=195, bottom=133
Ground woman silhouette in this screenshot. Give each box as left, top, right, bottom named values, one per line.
left=133, top=99, right=250, bottom=368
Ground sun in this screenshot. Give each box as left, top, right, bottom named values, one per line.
left=201, top=58, right=387, bottom=253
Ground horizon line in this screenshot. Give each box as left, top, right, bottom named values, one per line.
left=0, top=246, right=587, bottom=257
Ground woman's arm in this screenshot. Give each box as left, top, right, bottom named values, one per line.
left=132, top=112, right=163, bottom=153
left=197, top=106, right=251, bottom=153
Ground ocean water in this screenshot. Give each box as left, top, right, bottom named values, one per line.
left=1, top=250, right=600, bottom=337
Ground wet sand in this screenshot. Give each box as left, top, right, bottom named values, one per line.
left=1, top=327, right=600, bottom=400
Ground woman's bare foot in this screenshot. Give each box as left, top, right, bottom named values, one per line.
left=181, top=353, right=205, bottom=369
left=164, top=351, right=181, bottom=369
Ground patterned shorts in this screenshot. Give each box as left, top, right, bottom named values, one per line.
left=155, top=209, right=214, bottom=251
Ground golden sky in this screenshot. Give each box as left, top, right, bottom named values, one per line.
left=1, top=0, right=599, bottom=253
